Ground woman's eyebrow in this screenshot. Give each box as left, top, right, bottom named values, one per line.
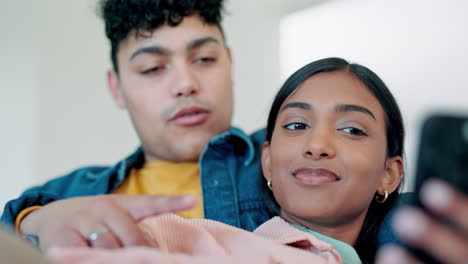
left=280, top=102, right=311, bottom=112
left=335, top=104, right=376, bottom=120
left=279, top=102, right=376, bottom=121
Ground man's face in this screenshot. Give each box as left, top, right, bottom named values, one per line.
left=108, top=15, right=233, bottom=162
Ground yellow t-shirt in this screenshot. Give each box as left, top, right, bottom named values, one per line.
left=16, top=161, right=203, bottom=232
left=113, top=161, right=203, bottom=219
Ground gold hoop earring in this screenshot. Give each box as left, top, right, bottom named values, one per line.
left=267, top=180, right=272, bottom=190
left=375, top=190, right=388, bottom=204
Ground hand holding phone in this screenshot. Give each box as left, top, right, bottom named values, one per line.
left=377, top=113, right=468, bottom=264
left=414, top=114, right=468, bottom=198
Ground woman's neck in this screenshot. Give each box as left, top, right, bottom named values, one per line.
left=280, top=209, right=367, bottom=246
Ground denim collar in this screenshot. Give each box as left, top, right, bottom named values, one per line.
left=205, top=127, right=257, bottom=166
left=117, top=127, right=259, bottom=182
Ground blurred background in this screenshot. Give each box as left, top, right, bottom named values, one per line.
left=1, top=0, right=467, bottom=213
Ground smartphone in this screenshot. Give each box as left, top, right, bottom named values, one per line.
left=408, top=113, right=468, bottom=263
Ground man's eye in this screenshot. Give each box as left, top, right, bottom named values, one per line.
left=283, top=123, right=308, bottom=130
left=196, top=57, right=216, bottom=64
left=141, top=66, right=164, bottom=75
left=340, top=127, right=367, bottom=136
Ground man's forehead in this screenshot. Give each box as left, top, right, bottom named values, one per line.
left=132, top=32, right=222, bottom=50
left=120, top=16, right=224, bottom=56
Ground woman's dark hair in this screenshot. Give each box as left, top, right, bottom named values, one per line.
left=265, top=57, right=405, bottom=263
left=98, top=0, right=226, bottom=73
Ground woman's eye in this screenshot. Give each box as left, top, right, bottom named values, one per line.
left=340, top=127, right=367, bottom=136
left=283, top=123, right=308, bottom=130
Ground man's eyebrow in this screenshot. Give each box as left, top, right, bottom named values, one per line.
left=187, top=37, right=221, bottom=50
left=335, top=104, right=376, bottom=120
left=129, top=37, right=220, bottom=61
left=280, top=102, right=311, bottom=112
left=130, top=45, right=170, bottom=61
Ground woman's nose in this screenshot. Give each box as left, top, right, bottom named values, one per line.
left=302, top=130, right=336, bottom=160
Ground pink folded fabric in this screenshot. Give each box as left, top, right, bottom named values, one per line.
left=48, top=214, right=342, bottom=264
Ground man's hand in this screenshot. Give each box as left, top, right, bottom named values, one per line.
left=19, top=195, right=196, bottom=251
left=376, top=180, right=468, bottom=264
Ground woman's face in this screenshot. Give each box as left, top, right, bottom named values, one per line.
left=262, top=71, right=402, bottom=241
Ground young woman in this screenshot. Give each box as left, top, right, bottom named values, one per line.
left=261, top=57, right=405, bottom=263
left=48, top=57, right=405, bottom=264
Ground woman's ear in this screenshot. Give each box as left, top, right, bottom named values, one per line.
left=261, top=142, right=272, bottom=182
left=107, top=70, right=127, bottom=109
left=379, top=156, right=404, bottom=194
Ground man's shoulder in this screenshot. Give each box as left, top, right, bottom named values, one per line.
left=49, top=165, right=115, bottom=184
left=21, top=165, right=116, bottom=199
left=224, top=127, right=265, bottom=146
left=213, top=127, right=266, bottom=165
left=1, top=148, right=145, bottom=225
left=39, top=147, right=145, bottom=194
left=249, top=128, right=266, bottom=144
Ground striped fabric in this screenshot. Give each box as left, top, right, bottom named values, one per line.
left=48, top=214, right=342, bottom=264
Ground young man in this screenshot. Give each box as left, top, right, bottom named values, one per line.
left=1, top=0, right=276, bottom=250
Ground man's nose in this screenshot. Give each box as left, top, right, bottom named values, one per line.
left=170, top=63, right=200, bottom=97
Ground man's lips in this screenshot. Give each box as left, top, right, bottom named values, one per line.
left=291, top=168, right=340, bottom=186
left=169, top=106, right=210, bottom=126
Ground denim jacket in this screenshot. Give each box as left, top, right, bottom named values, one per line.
left=1, top=127, right=411, bottom=247
left=1, top=127, right=278, bottom=231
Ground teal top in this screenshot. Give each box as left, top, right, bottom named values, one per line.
left=291, top=224, right=362, bottom=264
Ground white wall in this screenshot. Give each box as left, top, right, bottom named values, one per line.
left=0, top=1, right=39, bottom=214
left=0, top=0, right=322, bottom=213
left=280, top=0, right=468, bottom=190
left=32, top=0, right=138, bottom=186
left=226, top=0, right=328, bottom=131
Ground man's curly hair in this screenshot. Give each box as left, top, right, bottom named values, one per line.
left=98, top=0, right=226, bottom=72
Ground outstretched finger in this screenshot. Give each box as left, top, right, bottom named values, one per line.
left=93, top=198, right=150, bottom=247
left=393, top=207, right=468, bottom=264
left=376, top=245, right=423, bottom=264
left=113, top=195, right=197, bottom=220
left=420, top=179, right=468, bottom=233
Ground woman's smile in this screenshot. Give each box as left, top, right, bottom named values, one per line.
left=291, top=167, right=341, bottom=186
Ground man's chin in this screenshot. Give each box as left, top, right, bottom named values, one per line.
left=178, top=142, right=208, bottom=160
left=171, top=134, right=218, bottom=161
left=145, top=129, right=228, bottom=162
